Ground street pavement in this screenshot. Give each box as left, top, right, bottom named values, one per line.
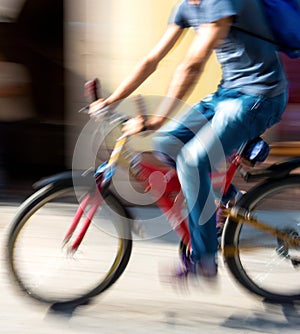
left=1, top=200, right=300, bottom=334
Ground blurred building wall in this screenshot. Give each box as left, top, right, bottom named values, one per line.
left=64, top=0, right=222, bottom=168
left=65, top=0, right=221, bottom=104
left=0, top=0, right=298, bottom=188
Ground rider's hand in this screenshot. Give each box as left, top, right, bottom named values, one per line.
left=89, top=98, right=107, bottom=117
left=122, top=115, right=146, bottom=136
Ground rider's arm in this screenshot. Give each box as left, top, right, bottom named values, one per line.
left=145, top=16, right=233, bottom=131
left=89, top=24, right=184, bottom=114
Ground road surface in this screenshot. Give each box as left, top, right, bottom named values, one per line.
left=1, top=201, right=300, bottom=334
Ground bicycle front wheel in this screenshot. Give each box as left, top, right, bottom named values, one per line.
left=6, top=184, right=132, bottom=306
left=223, top=175, right=300, bottom=302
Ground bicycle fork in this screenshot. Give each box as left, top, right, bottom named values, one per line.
left=62, top=192, right=102, bottom=254
left=62, top=135, right=128, bottom=254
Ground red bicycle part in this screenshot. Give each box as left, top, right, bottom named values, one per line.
left=63, top=193, right=91, bottom=245
left=135, top=155, right=191, bottom=246
left=68, top=201, right=100, bottom=253
left=63, top=192, right=103, bottom=253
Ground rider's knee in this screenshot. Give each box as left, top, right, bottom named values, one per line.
left=152, top=133, right=181, bottom=162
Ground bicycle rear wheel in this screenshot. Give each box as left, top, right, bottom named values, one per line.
left=6, top=183, right=132, bottom=306
left=223, top=175, right=300, bottom=302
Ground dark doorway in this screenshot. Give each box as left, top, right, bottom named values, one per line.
left=0, top=0, right=65, bottom=189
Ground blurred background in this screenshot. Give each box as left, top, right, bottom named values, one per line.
left=0, top=0, right=299, bottom=194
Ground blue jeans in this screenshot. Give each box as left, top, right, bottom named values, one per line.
left=152, top=87, right=288, bottom=262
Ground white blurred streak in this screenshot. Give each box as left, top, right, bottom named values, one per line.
left=0, top=0, right=25, bottom=20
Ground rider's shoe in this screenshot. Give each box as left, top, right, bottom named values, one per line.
left=176, top=250, right=218, bottom=280
left=176, top=250, right=197, bottom=279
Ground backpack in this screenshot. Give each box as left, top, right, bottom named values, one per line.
left=261, top=0, right=300, bottom=58
left=234, top=0, right=300, bottom=59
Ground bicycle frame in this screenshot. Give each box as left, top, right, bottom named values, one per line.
left=62, top=102, right=300, bottom=255
left=222, top=206, right=300, bottom=258
left=62, top=130, right=244, bottom=253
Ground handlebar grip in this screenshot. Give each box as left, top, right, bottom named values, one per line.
left=84, top=78, right=100, bottom=103
left=134, top=95, right=148, bottom=121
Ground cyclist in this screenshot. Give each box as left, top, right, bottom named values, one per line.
left=90, top=0, right=288, bottom=279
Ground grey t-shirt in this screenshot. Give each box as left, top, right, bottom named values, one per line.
left=169, top=0, right=287, bottom=97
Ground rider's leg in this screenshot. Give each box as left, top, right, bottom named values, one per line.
left=176, top=88, right=287, bottom=274
left=152, top=98, right=215, bottom=250
left=152, top=96, right=215, bottom=163
left=152, top=95, right=235, bottom=251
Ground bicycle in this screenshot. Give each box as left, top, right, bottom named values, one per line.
left=5, top=79, right=300, bottom=307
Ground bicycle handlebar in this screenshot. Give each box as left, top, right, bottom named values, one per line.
left=78, top=78, right=102, bottom=113
left=85, top=78, right=100, bottom=101
left=78, top=78, right=152, bottom=141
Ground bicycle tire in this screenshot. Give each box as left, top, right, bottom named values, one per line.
left=6, top=183, right=132, bottom=306
left=223, top=174, right=300, bottom=302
